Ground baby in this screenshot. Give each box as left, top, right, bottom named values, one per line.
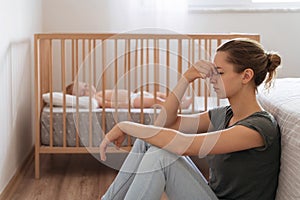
left=66, top=82, right=192, bottom=109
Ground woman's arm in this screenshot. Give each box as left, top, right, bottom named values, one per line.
left=154, top=77, right=190, bottom=128
left=155, top=61, right=215, bottom=133
left=100, top=121, right=264, bottom=160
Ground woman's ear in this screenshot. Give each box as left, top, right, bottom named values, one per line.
left=241, top=68, right=254, bottom=84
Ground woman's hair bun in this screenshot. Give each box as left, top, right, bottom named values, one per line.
left=266, top=52, right=281, bottom=73
left=263, top=52, right=281, bottom=89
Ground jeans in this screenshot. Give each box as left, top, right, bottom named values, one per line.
left=101, top=139, right=218, bottom=200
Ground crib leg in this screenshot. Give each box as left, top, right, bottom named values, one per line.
left=35, top=151, right=40, bottom=179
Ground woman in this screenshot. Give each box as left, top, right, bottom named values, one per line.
left=99, top=38, right=281, bottom=200
left=66, top=82, right=192, bottom=109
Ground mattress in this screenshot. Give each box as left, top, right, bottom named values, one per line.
left=40, top=96, right=229, bottom=147
left=257, top=78, right=300, bottom=200
left=40, top=107, right=155, bottom=147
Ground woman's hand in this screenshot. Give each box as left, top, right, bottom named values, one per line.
left=99, top=124, right=126, bottom=161
left=184, top=60, right=216, bottom=83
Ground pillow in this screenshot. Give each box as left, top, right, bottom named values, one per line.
left=42, top=92, right=98, bottom=109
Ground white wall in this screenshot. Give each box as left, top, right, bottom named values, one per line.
left=42, top=0, right=300, bottom=78
left=0, top=0, right=42, bottom=194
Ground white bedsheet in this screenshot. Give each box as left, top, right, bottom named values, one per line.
left=257, top=78, right=300, bottom=200
left=42, top=96, right=229, bottom=114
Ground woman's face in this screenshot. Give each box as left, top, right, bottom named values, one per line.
left=211, top=51, right=243, bottom=99
left=73, top=82, right=96, bottom=97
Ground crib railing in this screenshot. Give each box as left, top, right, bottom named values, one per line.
left=34, top=33, right=260, bottom=178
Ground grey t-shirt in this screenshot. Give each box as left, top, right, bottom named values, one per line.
left=207, top=106, right=281, bottom=200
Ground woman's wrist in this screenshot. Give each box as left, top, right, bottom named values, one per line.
left=179, top=76, right=190, bottom=86
left=174, top=77, right=189, bottom=95
left=181, top=73, right=190, bottom=83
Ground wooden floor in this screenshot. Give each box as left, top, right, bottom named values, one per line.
left=9, top=154, right=119, bottom=200
left=8, top=153, right=169, bottom=200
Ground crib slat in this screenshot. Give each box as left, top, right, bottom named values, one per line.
left=146, top=40, right=149, bottom=92
left=82, top=39, right=86, bottom=82
left=204, top=39, right=208, bottom=111
left=114, top=39, right=119, bottom=116
left=166, top=39, right=170, bottom=97
left=208, top=39, right=212, bottom=60
left=49, top=40, right=54, bottom=148
left=88, top=39, right=93, bottom=147
left=134, top=39, right=138, bottom=92
left=188, top=39, right=191, bottom=97
left=154, top=39, right=159, bottom=93
left=208, top=39, right=213, bottom=110
left=34, top=35, right=40, bottom=178
left=198, top=39, right=202, bottom=97
left=177, top=39, right=182, bottom=114
left=217, top=39, right=222, bottom=107
left=126, top=39, right=132, bottom=147
left=75, top=39, right=80, bottom=148
left=191, top=39, right=195, bottom=113
left=93, top=39, right=97, bottom=87
left=61, top=39, right=67, bottom=148
left=126, top=39, right=131, bottom=114
left=153, top=39, right=159, bottom=119
left=101, top=39, right=106, bottom=136
left=178, top=39, right=183, bottom=80
left=140, top=39, right=144, bottom=124
left=72, top=39, right=75, bottom=81
left=124, top=40, right=127, bottom=94
left=76, top=40, right=81, bottom=146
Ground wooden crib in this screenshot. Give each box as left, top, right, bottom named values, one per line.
left=34, top=33, right=260, bottom=178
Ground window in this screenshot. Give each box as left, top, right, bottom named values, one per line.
left=253, top=0, right=300, bottom=2
left=188, top=0, right=300, bottom=12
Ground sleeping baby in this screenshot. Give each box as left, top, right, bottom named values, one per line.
left=66, top=82, right=192, bottom=109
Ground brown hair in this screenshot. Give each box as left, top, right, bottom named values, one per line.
left=66, top=83, right=74, bottom=95
left=216, top=38, right=281, bottom=89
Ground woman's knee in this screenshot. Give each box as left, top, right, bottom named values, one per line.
left=131, top=139, right=151, bottom=153
left=132, top=138, right=144, bottom=147
left=145, top=146, right=180, bottom=168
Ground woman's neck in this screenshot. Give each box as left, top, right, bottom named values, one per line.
left=228, top=90, right=262, bottom=122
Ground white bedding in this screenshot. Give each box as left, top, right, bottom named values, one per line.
left=42, top=96, right=229, bottom=114
left=257, top=78, right=300, bottom=200
left=42, top=92, right=98, bottom=109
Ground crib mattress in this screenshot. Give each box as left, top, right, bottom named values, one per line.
left=40, top=107, right=156, bottom=147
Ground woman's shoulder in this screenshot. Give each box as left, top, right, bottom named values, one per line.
left=236, top=111, right=281, bottom=146
left=242, top=110, right=278, bottom=128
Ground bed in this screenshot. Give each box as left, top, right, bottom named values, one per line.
left=34, top=33, right=260, bottom=178
left=257, top=78, right=300, bottom=200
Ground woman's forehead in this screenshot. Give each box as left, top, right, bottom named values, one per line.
left=214, top=51, right=228, bottom=68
